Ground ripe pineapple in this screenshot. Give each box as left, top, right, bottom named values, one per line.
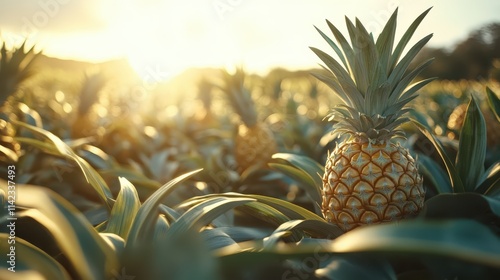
left=447, top=103, right=500, bottom=148
left=221, top=69, right=277, bottom=172
left=312, top=8, right=434, bottom=231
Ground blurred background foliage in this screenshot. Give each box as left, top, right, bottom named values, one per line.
left=0, top=19, right=499, bottom=280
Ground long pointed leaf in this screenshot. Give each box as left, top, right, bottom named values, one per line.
left=456, top=97, right=486, bottom=191
left=486, top=86, right=500, bottom=122
left=126, top=169, right=202, bottom=246
left=0, top=234, right=71, bottom=279
left=105, top=177, right=141, bottom=239
left=14, top=122, right=114, bottom=209
left=413, top=120, right=465, bottom=192
left=166, top=197, right=255, bottom=237
left=389, top=8, right=432, bottom=69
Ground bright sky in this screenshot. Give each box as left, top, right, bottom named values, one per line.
left=0, top=0, right=498, bottom=80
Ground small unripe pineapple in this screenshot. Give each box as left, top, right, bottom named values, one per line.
left=235, top=122, right=277, bottom=172
left=312, top=8, right=433, bottom=231
left=221, top=69, right=277, bottom=172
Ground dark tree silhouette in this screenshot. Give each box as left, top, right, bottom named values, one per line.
left=414, top=23, right=500, bottom=81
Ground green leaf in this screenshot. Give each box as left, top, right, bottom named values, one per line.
left=456, top=97, right=486, bottom=191
left=99, top=233, right=125, bottom=261
left=0, top=234, right=71, bottom=279
left=413, top=120, right=465, bottom=193
left=216, top=226, right=272, bottom=242
left=1, top=184, right=119, bottom=279
left=218, top=220, right=500, bottom=276
left=263, top=231, right=292, bottom=249
left=15, top=122, right=114, bottom=209
left=420, top=192, right=500, bottom=219
left=237, top=200, right=291, bottom=226
left=486, top=86, right=500, bottom=122
left=375, top=8, right=397, bottom=74
left=180, top=193, right=325, bottom=222
left=272, top=219, right=343, bottom=241
left=476, top=162, right=500, bottom=196
left=105, top=177, right=141, bottom=240
left=317, top=257, right=397, bottom=280
left=166, top=197, right=255, bottom=237
left=126, top=169, right=202, bottom=246
left=333, top=219, right=500, bottom=268
left=418, top=154, right=452, bottom=194
left=387, top=34, right=433, bottom=93
left=0, top=144, right=18, bottom=162
left=314, top=25, right=349, bottom=70
left=389, top=8, right=432, bottom=70
left=270, top=153, right=324, bottom=214
left=309, top=47, right=363, bottom=109
left=200, top=228, right=239, bottom=251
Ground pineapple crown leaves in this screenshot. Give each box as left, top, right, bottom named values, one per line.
left=0, top=39, right=41, bottom=106
left=311, top=8, right=435, bottom=141
left=219, top=68, right=258, bottom=127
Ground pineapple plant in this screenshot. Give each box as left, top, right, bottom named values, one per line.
left=221, top=69, right=277, bottom=172
left=0, top=40, right=40, bottom=162
left=311, top=8, right=434, bottom=231
left=447, top=102, right=500, bottom=148
left=71, top=70, right=107, bottom=139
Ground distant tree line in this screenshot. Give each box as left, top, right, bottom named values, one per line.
left=414, top=23, right=500, bottom=81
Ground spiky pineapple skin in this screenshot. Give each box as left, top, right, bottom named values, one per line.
left=235, top=122, right=277, bottom=172
left=322, top=140, right=424, bottom=231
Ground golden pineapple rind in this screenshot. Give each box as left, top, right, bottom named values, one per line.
left=235, top=122, right=277, bottom=172
left=321, top=140, right=424, bottom=231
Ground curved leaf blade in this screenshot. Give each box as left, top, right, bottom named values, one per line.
left=126, top=169, right=202, bottom=246
left=486, top=86, right=500, bottom=122
left=413, top=120, right=464, bottom=192
left=3, top=184, right=119, bottom=279
left=105, top=177, right=141, bottom=240
left=0, top=234, right=71, bottom=279
left=456, top=97, right=486, bottom=191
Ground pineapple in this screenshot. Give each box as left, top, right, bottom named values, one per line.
left=0, top=40, right=40, bottom=162
left=311, top=8, right=434, bottom=231
left=71, top=70, right=107, bottom=139
left=221, top=69, right=277, bottom=172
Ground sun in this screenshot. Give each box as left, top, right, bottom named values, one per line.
left=99, top=0, right=246, bottom=84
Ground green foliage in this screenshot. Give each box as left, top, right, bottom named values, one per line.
left=413, top=94, right=499, bottom=195
left=0, top=40, right=41, bottom=106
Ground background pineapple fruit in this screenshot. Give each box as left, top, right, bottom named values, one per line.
left=311, top=8, right=434, bottom=231
left=71, top=70, right=107, bottom=139
left=221, top=69, right=277, bottom=172
left=447, top=102, right=500, bottom=148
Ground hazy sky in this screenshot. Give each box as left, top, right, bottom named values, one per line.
left=0, top=0, right=498, bottom=79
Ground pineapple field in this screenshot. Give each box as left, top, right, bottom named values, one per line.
left=2, top=6, right=500, bottom=280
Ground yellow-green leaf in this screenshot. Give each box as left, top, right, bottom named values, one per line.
left=105, top=177, right=141, bottom=240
